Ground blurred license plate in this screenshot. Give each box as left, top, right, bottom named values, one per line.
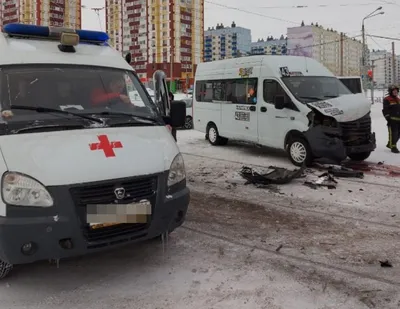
left=86, top=200, right=152, bottom=229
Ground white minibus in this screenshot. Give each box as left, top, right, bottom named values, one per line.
left=193, top=56, right=376, bottom=166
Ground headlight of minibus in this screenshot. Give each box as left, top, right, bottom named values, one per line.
left=167, top=153, right=186, bottom=188
left=2, top=172, right=53, bottom=207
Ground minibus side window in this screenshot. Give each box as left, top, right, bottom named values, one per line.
left=195, top=81, right=213, bottom=102
left=229, top=78, right=258, bottom=104
left=263, top=79, right=298, bottom=111
left=195, top=78, right=257, bottom=104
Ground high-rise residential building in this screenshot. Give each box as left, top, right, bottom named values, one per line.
left=204, top=22, right=251, bottom=62
left=369, top=50, right=395, bottom=88
left=287, top=22, right=364, bottom=76
left=106, top=0, right=204, bottom=92
left=0, top=0, right=82, bottom=30
left=250, top=36, right=287, bottom=55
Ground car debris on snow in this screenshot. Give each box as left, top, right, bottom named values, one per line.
left=303, top=173, right=338, bottom=189
left=239, top=166, right=304, bottom=187
left=379, top=260, right=393, bottom=268
left=313, top=163, right=364, bottom=178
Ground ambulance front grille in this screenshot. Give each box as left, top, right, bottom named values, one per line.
left=70, top=175, right=157, bottom=243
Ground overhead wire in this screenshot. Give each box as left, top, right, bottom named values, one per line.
left=223, top=3, right=396, bottom=9
left=204, top=0, right=300, bottom=25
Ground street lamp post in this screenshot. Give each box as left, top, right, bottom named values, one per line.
left=362, top=7, right=384, bottom=93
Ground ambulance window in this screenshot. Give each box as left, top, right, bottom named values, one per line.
left=263, top=80, right=290, bottom=104
left=2, top=65, right=158, bottom=120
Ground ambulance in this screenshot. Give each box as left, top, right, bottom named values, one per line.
left=193, top=56, right=376, bottom=166
left=0, top=24, right=189, bottom=278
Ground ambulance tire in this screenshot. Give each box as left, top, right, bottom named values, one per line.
left=0, top=260, right=12, bottom=279
left=287, top=136, right=313, bottom=167
left=207, top=124, right=228, bottom=146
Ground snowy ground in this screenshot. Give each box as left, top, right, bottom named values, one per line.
left=2, top=102, right=400, bottom=308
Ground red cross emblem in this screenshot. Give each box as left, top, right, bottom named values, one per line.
left=89, top=135, right=123, bottom=157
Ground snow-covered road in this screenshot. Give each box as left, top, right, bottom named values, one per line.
left=1, top=102, right=400, bottom=309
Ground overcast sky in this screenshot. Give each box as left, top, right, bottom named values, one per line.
left=81, top=0, right=400, bottom=52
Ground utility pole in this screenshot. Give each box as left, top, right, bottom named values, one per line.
left=370, top=59, right=375, bottom=104
left=170, top=50, right=174, bottom=92
left=340, top=32, right=344, bottom=76
left=90, top=7, right=105, bottom=31
left=362, top=22, right=366, bottom=92
left=392, top=42, right=396, bottom=85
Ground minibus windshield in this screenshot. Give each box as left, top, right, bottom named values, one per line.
left=0, top=64, right=160, bottom=127
left=282, top=76, right=352, bottom=103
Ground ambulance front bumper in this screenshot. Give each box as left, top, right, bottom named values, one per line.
left=0, top=171, right=190, bottom=265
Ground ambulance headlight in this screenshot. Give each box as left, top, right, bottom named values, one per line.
left=167, top=153, right=186, bottom=188
left=2, top=172, right=53, bottom=207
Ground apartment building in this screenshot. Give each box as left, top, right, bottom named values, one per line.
left=250, top=36, right=287, bottom=55
left=287, top=22, right=363, bottom=76
left=369, top=50, right=396, bottom=88
left=204, top=22, right=251, bottom=62
left=106, top=0, right=204, bottom=91
left=0, top=0, right=81, bottom=30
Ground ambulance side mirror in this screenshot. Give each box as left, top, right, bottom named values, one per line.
left=153, top=70, right=170, bottom=116
left=169, top=100, right=186, bottom=128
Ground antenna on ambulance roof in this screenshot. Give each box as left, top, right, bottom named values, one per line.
left=304, top=56, right=309, bottom=73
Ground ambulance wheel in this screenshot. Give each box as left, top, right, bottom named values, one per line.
left=207, top=124, right=228, bottom=146
left=0, top=260, right=13, bottom=279
left=348, top=151, right=371, bottom=161
left=287, top=137, right=313, bottom=167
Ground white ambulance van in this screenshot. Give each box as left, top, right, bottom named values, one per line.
left=193, top=56, right=376, bottom=166
left=0, top=24, right=189, bottom=278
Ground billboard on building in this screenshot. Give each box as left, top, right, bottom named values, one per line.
left=287, top=27, right=313, bottom=58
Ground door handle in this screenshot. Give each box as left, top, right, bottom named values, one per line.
left=260, top=106, right=267, bottom=112
left=249, top=106, right=256, bottom=112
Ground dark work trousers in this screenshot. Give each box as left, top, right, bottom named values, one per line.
left=388, top=121, right=400, bottom=148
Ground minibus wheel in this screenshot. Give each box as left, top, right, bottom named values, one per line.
left=287, top=137, right=312, bottom=167
left=0, top=260, right=13, bottom=279
left=347, top=151, right=371, bottom=161
left=184, top=116, right=193, bottom=129
left=207, top=124, right=228, bottom=146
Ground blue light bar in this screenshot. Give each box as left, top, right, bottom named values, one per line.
left=3, top=23, right=109, bottom=43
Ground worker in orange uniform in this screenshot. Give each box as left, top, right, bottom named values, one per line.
left=383, top=85, right=400, bottom=153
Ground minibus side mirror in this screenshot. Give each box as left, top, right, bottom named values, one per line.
left=169, top=100, right=186, bottom=127
left=125, top=53, right=132, bottom=64
left=274, top=95, right=286, bottom=110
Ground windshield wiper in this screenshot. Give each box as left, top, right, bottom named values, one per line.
left=90, top=111, right=162, bottom=125
left=298, top=96, right=325, bottom=101
left=10, top=105, right=104, bottom=124
left=324, top=95, right=339, bottom=98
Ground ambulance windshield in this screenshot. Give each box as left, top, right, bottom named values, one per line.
left=0, top=65, right=159, bottom=126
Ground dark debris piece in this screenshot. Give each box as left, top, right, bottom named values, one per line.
left=239, top=166, right=304, bottom=186
left=379, top=260, right=393, bottom=268
left=328, top=166, right=364, bottom=178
